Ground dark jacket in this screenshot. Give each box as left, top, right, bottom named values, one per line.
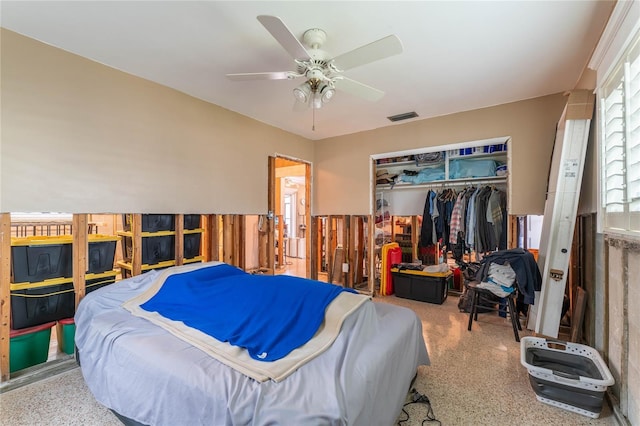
left=477, top=248, right=541, bottom=304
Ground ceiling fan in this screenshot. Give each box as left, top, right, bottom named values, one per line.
left=226, top=15, right=403, bottom=110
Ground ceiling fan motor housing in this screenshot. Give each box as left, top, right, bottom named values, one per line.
left=305, top=66, right=329, bottom=82
left=302, top=28, right=327, bottom=49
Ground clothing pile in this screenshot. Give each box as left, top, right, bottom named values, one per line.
left=476, top=248, right=542, bottom=305
left=414, top=151, right=445, bottom=165
left=376, top=169, right=398, bottom=185
left=476, top=262, right=517, bottom=297
left=398, top=165, right=445, bottom=184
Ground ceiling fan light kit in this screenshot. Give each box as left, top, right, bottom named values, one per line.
left=293, top=82, right=312, bottom=103
left=227, top=15, right=403, bottom=112
left=318, top=82, right=335, bottom=103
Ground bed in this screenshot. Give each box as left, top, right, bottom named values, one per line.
left=75, top=261, right=429, bottom=426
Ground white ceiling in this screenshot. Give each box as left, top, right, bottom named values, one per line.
left=1, top=1, right=614, bottom=141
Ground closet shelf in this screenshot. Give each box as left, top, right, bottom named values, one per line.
left=448, top=151, right=508, bottom=161
left=376, top=151, right=507, bottom=169
left=376, top=159, right=417, bottom=168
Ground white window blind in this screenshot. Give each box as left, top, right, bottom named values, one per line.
left=601, top=29, right=640, bottom=234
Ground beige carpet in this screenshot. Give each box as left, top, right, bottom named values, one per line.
left=1, top=294, right=618, bottom=425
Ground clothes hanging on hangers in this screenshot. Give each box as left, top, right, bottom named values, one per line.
left=419, top=184, right=506, bottom=255
left=436, top=188, right=456, bottom=251
left=447, top=185, right=506, bottom=254
left=419, top=190, right=436, bottom=247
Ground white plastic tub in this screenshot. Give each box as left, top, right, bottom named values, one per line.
left=520, top=337, right=614, bottom=418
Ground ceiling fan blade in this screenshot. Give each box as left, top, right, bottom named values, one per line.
left=226, top=71, right=295, bottom=81
left=332, top=35, right=403, bottom=71
left=334, top=77, right=385, bottom=102
left=257, top=15, right=311, bottom=61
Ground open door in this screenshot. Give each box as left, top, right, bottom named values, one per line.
left=268, top=155, right=311, bottom=278
left=265, top=157, right=276, bottom=274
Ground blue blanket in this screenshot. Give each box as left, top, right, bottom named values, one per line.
left=139, top=264, right=355, bottom=362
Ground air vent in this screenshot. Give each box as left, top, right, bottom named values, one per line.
left=387, top=111, right=418, bottom=122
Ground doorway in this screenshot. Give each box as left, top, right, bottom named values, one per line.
left=270, top=156, right=311, bottom=278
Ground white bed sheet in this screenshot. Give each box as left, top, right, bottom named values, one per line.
left=75, top=268, right=430, bottom=426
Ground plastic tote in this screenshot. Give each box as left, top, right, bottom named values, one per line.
left=56, top=318, right=76, bottom=355
left=520, top=337, right=614, bottom=418
left=10, top=322, right=55, bottom=372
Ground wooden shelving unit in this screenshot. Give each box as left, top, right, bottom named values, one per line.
left=116, top=214, right=207, bottom=278
left=0, top=213, right=92, bottom=382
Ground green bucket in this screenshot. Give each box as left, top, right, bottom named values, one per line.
left=58, top=318, right=76, bottom=355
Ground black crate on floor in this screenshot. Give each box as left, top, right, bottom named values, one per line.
left=11, top=237, right=73, bottom=283
left=183, top=215, right=201, bottom=230
left=10, top=281, right=75, bottom=330
left=184, top=232, right=202, bottom=259
left=122, top=214, right=175, bottom=232
left=393, top=273, right=412, bottom=298
left=392, top=269, right=451, bottom=304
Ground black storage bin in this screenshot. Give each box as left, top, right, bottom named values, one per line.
left=11, top=237, right=73, bottom=283
left=10, top=282, right=75, bottom=330
left=121, top=234, right=175, bottom=265
left=392, top=269, right=451, bottom=304
left=142, top=234, right=175, bottom=264
left=393, top=273, right=412, bottom=299
left=85, top=273, right=117, bottom=295
left=184, top=232, right=202, bottom=259
left=122, top=214, right=175, bottom=232
left=87, top=237, right=118, bottom=273
left=183, top=215, right=201, bottom=230
left=413, top=274, right=450, bottom=304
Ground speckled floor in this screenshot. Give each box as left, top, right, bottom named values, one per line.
left=0, top=366, right=121, bottom=425
left=0, top=294, right=618, bottom=425
left=378, top=294, right=617, bottom=426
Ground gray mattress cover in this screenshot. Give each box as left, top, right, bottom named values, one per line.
left=75, top=269, right=430, bottom=426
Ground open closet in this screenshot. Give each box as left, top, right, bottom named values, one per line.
left=372, top=136, right=511, bottom=292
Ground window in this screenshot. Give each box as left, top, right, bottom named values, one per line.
left=601, top=29, right=640, bottom=234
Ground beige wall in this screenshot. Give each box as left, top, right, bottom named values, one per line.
left=0, top=29, right=313, bottom=214
left=1, top=28, right=579, bottom=219
left=314, top=94, right=568, bottom=216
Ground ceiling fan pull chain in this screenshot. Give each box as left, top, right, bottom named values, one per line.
left=312, top=106, right=316, bottom=131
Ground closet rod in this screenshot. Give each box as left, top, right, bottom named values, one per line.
left=378, top=177, right=507, bottom=191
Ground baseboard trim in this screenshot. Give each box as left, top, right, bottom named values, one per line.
left=0, top=356, right=77, bottom=393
